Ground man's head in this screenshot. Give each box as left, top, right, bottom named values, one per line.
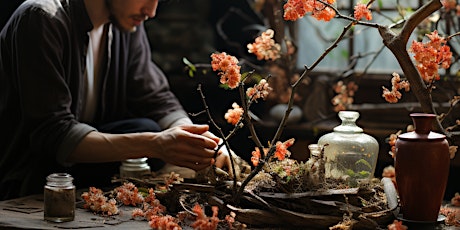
left=105, top=0, right=159, bottom=32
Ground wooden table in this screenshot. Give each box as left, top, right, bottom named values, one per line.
left=0, top=192, right=458, bottom=230
left=0, top=194, right=152, bottom=230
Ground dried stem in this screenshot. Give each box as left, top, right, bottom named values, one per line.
left=196, top=84, right=238, bottom=193
left=234, top=82, right=267, bottom=203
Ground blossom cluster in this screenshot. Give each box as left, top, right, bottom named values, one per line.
left=441, top=208, right=460, bottom=226
left=382, top=73, right=410, bottom=103
left=190, top=204, right=220, bottom=230
left=442, top=0, right=460, bottom=13
left=251, top=138, right=295, bottom=166
left=331, top=80, right=358, bottom=112
left=283, top=0, right=373, bottom=22
left=81, top=183, right=242, bottom=230
left=440, top=193, right=460, bottom=227
left=409, top=30, right=452, bottom=84
left=246, top=79, right=272, bottom=102
left=387, top=220, right=408, bottom=230
left=211, top=51, right=273, bottom=126
left=283, top=0, right=337, bottom=21
left=222, top=78, right=273, bottom=126
left=354, top=3, right=372, bottom=21
left=148, top=215, right=182, bottom=230
left=247, top=29, right=281, bottom=61
left=387, top=130, right=402, bottom=158
left=224, top=102, right=243, bottom=125
left=115, top=182, right=145, bottom=206
left=81, top=187, right=119, bottom=215
left=210, top=52, right=241, bottom=89
left=131, top=188, right=167, bottom=220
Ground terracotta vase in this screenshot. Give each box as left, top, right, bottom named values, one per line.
left=395, top=113, right=450, bottom=222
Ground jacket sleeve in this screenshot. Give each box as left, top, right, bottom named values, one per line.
left=6, top=5, right=95, bottom=165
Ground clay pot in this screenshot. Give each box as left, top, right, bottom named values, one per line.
left=395, top=113, right=450, bottom=222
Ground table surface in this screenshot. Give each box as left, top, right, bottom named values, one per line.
left=1, top=193, right=459, bottom=230
left=0, top=194, right=153, bottom=230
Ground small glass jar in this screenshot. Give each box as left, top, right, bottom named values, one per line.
left=119, top=157, right=151, bottom=178
left=317, top=111, right=379, bottom=186
left=306, top=144, right=322, bottom=171
left=44, top=173, right=75, bottom=222
left=305, top=144, right=325, bottom=185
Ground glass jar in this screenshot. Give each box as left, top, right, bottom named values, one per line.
left=119, top=157, right=151, bottom=178
left=317, top=111, right=379, bottom=186
left=305, top=144, right=325, bottom=185
left=44, top=173, right=75, bottom=222
left=306, top=144, right=322, bottom=171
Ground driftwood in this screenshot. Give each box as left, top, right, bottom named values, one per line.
left=156, top=178, right=397, bottom=229
left=113, top=154, right=396, bottom=229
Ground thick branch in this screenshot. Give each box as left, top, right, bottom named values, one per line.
left=378, top=0, right=445, bottom=133
left=398, top=0, right=443, bottom=43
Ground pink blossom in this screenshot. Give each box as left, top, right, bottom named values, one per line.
left=191, top=204, right=220, bottom=230
left=409, top=30, right=452, bottom=84
left=115, top=182, right=144, bottom=206
left=382, top=73, right=410, bottom=103
left=224, top=102, right=243, bottom=125
left=354, top=3, right=372, bottom=21
left=274, top=138, right=295, bottom=161
left=247, top=29, right=281, bottom=61
left=81, top=187, right=119, bottom=215
left=210, top=52, right=241, bottom=89
left=246, top=79, right=272, bottom=101
left=284, top=0, right=336, bottom=21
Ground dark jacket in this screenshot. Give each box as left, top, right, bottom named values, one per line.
left=0, top=0, right=187, bottom=199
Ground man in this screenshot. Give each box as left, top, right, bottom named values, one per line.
left=0, top=0, right=231, bottom=200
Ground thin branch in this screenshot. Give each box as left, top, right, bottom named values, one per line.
left=196, top=84, right=238, bottom=192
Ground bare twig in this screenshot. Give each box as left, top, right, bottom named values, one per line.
left=196, top=84, right=238, bottom=193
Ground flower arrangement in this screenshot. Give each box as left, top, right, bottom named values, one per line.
left=186, top=0, right=460, bottom=228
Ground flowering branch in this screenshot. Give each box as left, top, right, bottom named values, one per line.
left=378, top=0, right=446, bottom=133
left=197, top=0, right=460, bottom=207
left=195, top=84, right=238, bottom=191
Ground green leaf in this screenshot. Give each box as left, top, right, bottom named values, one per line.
left=182, top=57, right=194, bottom=68
left=358, top=170, right=371, bottom=177
left=346, top=169, right=355, bottom=177
left=138, top=187, right=150, bottom=196
left=182, top=57, right=196, bottom=77
left=355, top=158, right=372, bottom=170
left=219, top=84, right=230, bottom=90
left=241, top=72, right=250, bottom=81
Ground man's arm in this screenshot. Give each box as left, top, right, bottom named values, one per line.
left=67, top=124, right=220, bottom=171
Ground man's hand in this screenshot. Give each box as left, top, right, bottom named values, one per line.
left=152, top=124, right=218, bottom=171
left=201, top=131, right=236, bottom=177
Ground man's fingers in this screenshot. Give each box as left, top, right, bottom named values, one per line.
left=180, top=124, right=209, bottom=135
